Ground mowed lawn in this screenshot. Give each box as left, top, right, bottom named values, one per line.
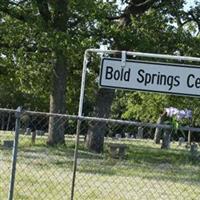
left=1, top=131, right=200, bottom=200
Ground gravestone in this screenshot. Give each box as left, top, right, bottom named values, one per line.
left=36, top=130, right=45, bottom=136
left=188, top=130, right=191, bottom=145
left=131, top=132, right=137, bottom=138
left=31, top=131, right=36, bottom=144
left=19, top=128, right=25, bottom=135
left=40, top=130, right=45, bottom=136
left=131, top=134, right=135, bottom=138
left=178, top=137, right=185, bottom=146
left=161, top=129, right=171, bottom=149
left=154, top=118, right=162, bottom=144
left=137, top=127, right=143, bottom=139
left=154, top=111, right=168, bottom=144
left=115, top=134, right=121, bottom=139
left=108, top=143, right=127, bottom=159
left=25, top=128, right=31, bottom=135
left=125, top=132, right=131, bottom=138
left=190, top=143, right=198, bottom=156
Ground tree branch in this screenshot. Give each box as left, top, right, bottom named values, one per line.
left=175, top=14, right=193, bottom=28
left=35, top=0, right=52, bottom=24
left=52, top=0, right=68, bottom=31
left=0, top=6, right=27, bottom=22
left=0, top=41, right=51, bottom=53
left=188, top=11, right=200, bottom=32
left=108, top=0, right=165, bottom=26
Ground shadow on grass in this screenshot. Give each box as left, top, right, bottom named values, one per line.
left=75, top=141, right=200, bottom=185
left=76, top=155, right=200, bottom=186
left=2, top=136, right=200, bottom=186
left=125, top=142, right=199, bottom=166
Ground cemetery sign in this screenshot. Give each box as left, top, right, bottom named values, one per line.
left=99, top=58, right=200, bottom=97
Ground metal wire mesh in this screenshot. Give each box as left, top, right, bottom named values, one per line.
left=0, top=110, right=16, bottom=200
left=75, top=118, right=200, bottom=200
left=1, top=108, right=200, bottom=200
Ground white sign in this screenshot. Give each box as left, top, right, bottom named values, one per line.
left=99, top=58, right=200, bottom=97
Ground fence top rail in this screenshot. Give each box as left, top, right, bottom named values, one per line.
left=0, top=108, right=16, bottom=113
left=0, top=108, right=200, bottom=133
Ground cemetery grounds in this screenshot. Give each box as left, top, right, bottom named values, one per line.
left=1, top=130, right=200, bottom=200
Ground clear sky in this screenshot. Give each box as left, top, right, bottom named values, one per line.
left=185, top=0, right=196, bottom=10
left=186, top=0, right=196, bottom=6
left=116, top=0, right=197, bottom=10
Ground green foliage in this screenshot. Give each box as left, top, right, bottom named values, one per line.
left=1, top=133, right=200, bottom=199
left=1, top=0, right=200, bottom=126
left=110, top=2, right=200, bottom=127
left=0, top=0, right=117, bottom=112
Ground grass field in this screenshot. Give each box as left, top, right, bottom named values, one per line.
left=1, top=131, right=200, bottom=200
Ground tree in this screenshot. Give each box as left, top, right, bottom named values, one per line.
left=86, top=0, right=200, bottom=152
left=1, top=0, right=200, bottom=148
left=86, top=0, right=180, bottom=153
left=120, top=0, right=200, bottom=123
left=86, top=88, right=115, bottom=153
left=0, top=0, right=114, bottom=145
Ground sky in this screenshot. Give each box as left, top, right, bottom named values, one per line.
left=116, top=0, right=197, bottom=10
left=186, top=0, right=196, bottom=7
left=185, top=0, right=196, bottom=10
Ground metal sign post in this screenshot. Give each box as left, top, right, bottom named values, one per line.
left=8, top=107, right=22, bottom=200
left=70, top=49, right=200, bottom=200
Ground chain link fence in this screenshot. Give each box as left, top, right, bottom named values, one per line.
left=1, top=108, right=200, bottom=200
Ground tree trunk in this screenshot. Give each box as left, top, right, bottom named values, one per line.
left=86, top=88, right=115, bottom=153
left=154, top=111, right=167, bottom=144
left=86, top=121, right=106, bottom=154
left=161, top=129, right=171, bottom=149
left=85, top=0, right=160, bottom=153
left=47, top=52, right=67, bottom=145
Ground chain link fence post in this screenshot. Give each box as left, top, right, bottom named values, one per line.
left=8, top=107, right=22, bottom=200
left=71, top=119, right=81, bottom=200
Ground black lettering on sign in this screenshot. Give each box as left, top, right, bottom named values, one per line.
left=187, top=74, right=194, bottom=88
left=124, top=68, right=130, bottom=81
left=195, top=77, right=200, bottom=88
left=144, top=73, right=151, bottom=86
left=174, top=76, right=180, bottom=87
left=105, top=66, right=113, bottom=80
left=167, top=76, right=174, bottom=91
left=137, top=69, right=145, bottom=83
left=137, top=69, right=180, bottom=90
left=105, top=66, right=130, bottom=82
left=114, top=70, right=120, bottom=80
left=187, top=74, right=200, bottom=88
